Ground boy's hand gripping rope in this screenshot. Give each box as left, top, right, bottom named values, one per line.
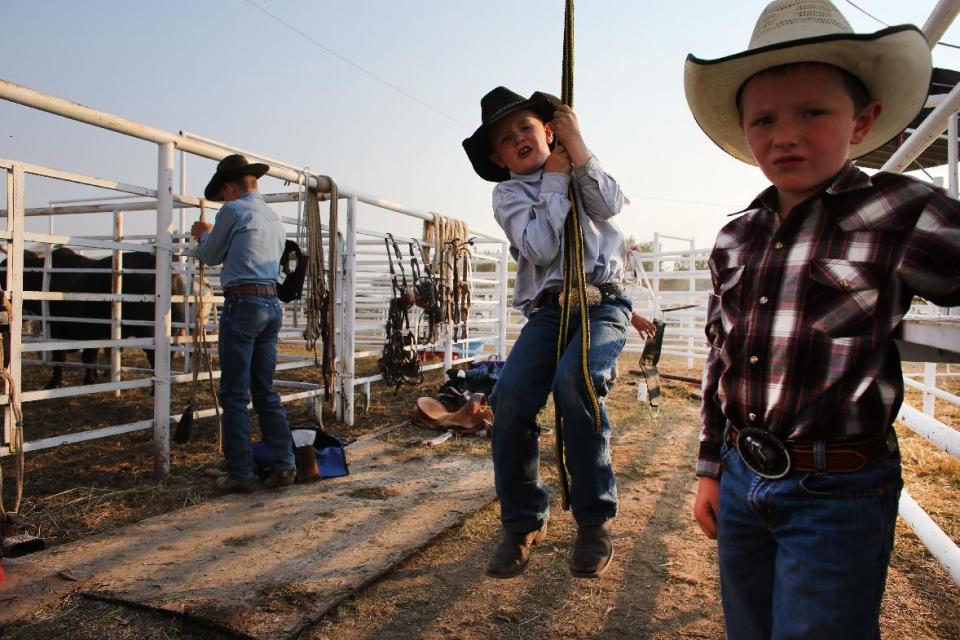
left=553, top=0, right=604, bottom=510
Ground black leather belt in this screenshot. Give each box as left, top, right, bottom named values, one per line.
left=224, top=283, right=277, bottom=297
left=535, top=282, right=623, bottom=309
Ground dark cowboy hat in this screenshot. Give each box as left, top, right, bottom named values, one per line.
left=462, top=87, right=561, bottom=182
left=204, top=154, right=270, bottom=201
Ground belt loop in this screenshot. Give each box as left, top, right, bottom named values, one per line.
left=813, top=440, right=827, bottom=473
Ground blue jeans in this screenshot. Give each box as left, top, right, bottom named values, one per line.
left=489, top=295, right=630, bottom=533
left=717, top=440, right=902, bottom=640
left=218, top=293, right=294, bottom=480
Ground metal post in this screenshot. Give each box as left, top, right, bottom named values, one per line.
left=3, top=166, right=24, bottom=449
left=497, top=240, right=509, bottom=358
left=687, top=238, right=695, bottom=368
left=111, top=210, right=123, bottom=398
left=341, top=195, right=357, bottom=425
left=922, top=0, right=960, bottom=46
left=179, top=150, right=191, bottom=374
left=652, top=232, right=661, bottom=314
left=153, top=142, right=174, bottom=479
left=40, top=232, right=52, bottom=365
left=923, top=362, right=938, bottom=417
left=949, top=113, right=958, bottom=198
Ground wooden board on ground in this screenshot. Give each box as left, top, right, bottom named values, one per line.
left=0, top=435, right=494, bottom=639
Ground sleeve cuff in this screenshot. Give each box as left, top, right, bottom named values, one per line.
left=696, top=440, right=722, bottom=479
left=572, top=154, right=600, bottom=181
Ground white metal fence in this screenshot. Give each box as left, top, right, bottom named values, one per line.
left=0, top=78, right=510, bottom=481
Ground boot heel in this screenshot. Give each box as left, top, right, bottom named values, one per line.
left=531, top=522, right=548, bottom=545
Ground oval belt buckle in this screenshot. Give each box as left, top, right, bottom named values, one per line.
left=736, top=427, right=791, bottom=479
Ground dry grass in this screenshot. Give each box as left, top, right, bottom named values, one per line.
left=1, top=355, right=958, bottom=639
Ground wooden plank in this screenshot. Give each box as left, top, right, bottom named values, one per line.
left=0, top=437, right=493, bottom=640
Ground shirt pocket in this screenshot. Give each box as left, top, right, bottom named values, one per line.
left=805, top=259, right=886, bottom=338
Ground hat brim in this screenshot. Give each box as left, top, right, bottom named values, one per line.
left=684, top=25, right=932, bottom=165
left=204, top=162, right=270, bottom=201
left=462, top=92, right=561, bottom=182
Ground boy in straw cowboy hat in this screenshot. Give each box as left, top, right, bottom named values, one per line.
left=462, top=87, right=634, bottom=579
left=685, top=0, right=960, bottom=637
left=685, top=0, right=960, bottom=640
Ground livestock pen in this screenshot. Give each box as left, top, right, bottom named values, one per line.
left=0, top=78, right=511, bottom=483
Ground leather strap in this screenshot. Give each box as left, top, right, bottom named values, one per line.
left=727, top=425, right=895, bottom=474
left=224, top=283, right=276, bottom=296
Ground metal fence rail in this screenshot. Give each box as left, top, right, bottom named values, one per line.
left=0, top=79, right=510, bottom=480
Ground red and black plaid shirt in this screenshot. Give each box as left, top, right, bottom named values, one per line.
left=698, top=162, right=960, bottom=478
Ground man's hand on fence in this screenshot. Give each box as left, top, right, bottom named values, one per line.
left=191, top=220, right=213, bottom=241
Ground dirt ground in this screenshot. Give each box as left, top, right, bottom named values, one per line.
left=1, top=353, right=958, bottom=639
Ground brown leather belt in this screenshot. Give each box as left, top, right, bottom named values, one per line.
left=224, top=283, right=277, bottom=297
left=727, top=425, right=895, bottom=474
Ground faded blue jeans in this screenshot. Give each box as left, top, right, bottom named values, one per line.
left=717, top=439, right=902, bottom=640
left=489, top=295, right=630, bottom=533
left=218, top=293, right=294, bottom=480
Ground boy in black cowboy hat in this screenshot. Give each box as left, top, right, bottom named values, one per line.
left=191, top=154, right=296, bottom=494
left=463, top=87, right=633, bottom=579
left=685, top=1, right=960, bottom=637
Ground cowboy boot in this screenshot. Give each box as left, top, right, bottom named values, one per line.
left=570, top=521, right=614, bottom=578
left=295, top=445, right=321, bottom=483
left=486, top=521, right=548, bottom=579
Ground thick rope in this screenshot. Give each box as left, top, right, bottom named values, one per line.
left=553, top=0, right=603, bottom=510
left=0, top=292, right=25, bottom=516
left=422, top=214, right=470, bottom=328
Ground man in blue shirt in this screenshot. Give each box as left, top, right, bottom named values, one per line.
left=192, top=154, right=295, bottom=493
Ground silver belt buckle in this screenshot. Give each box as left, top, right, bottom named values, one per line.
left=736, top=427, right=791, bottom=479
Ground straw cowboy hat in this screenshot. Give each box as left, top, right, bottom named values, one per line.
left=463, top=86, right=561, bottom=182
left=204, top=154, right=270, bottom=201
left=684, top=0, right=932, bottom=165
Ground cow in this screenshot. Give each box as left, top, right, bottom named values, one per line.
left=2, top=247, right=187, bottom=389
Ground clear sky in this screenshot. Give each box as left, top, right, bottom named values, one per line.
left=3, top=1, right=960, bottom=250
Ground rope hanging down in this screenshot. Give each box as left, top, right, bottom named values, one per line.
left=0, top=293, right=24, bottom=517
left=303, top=178, right=338, bottom=405
left=553, top=0, right=603, bottom=510
left=174, top=201, right=223, bottom=448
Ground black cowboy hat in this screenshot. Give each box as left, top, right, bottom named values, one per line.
left=462, top=87, right=560, bottom=182
left=204, top=154, right=270, bottom=201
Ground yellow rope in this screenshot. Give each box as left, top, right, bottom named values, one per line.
left=553, top=0, right=603, bottom=510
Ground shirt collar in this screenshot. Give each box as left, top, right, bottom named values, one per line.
left=739, top=160, right=874, bottom=215
left=509, top=168, right=544, bottom=183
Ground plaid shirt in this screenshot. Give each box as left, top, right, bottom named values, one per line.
left=698, top=162, right=960, bottom=478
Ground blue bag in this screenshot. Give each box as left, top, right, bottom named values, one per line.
left=252, top=429, right=349, bottom=479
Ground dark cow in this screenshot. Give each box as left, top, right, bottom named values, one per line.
left=3, top=248, right=185, bottom=388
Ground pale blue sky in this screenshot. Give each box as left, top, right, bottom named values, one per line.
left=3, top=1, right=960, bottom=250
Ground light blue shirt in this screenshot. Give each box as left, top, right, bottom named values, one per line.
left=492, top=155, right=626, bottom=316
left=196, top=191, right=286, bottom=289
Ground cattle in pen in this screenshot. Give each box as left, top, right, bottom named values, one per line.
left=2, top=247, right=190, bottom=388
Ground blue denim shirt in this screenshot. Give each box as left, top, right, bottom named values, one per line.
left=492, top=155, right=626, bottom=316
left=196, top=191, right=286, bottom=288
